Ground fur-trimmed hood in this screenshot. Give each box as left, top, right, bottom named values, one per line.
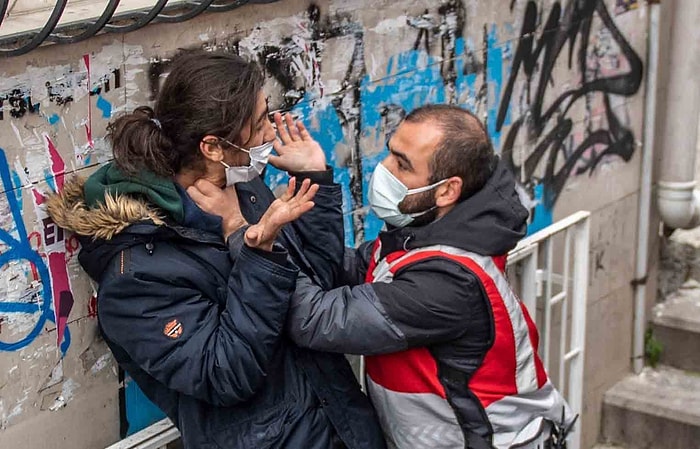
left=46, top=177, right=164, bottom=241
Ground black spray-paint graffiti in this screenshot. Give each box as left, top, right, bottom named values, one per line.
left=145, top=0, right=641, bottom=240
left=0, top=89, right=38, bottom=120
left=498, top=0, right=643, bottom=210
left=147, top=5, right=374, bottom=239
left=0, top=68, right=122, bottom=121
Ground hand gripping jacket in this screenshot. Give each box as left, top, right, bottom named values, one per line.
left=364, top=242, right=573, bottom=449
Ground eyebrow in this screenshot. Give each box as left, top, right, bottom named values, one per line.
left=389, top=145, right=414, bottom=171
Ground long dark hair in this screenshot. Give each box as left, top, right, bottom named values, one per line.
left=107, top=50, right=265, bottom=177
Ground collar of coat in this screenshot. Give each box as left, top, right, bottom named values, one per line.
left=46, top=176, right=165, bottom=241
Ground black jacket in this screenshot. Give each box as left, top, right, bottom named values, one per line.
left=47, top=169, right=385, bottom=449
left=286, top=160, right=537, bottom=445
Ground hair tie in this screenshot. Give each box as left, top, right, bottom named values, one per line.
left=150, top=118, right=162, bottom=130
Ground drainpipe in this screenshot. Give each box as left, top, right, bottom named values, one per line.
left=656, top=0, right=700, bottom=230
left=647, top=0, right=700, bottom=374
left=633, top=0, right=660, bottom=375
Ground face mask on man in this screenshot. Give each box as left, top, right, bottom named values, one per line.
left=220, top=140, right=274, bottom=186
left=368, top=163, right=446, bottom=228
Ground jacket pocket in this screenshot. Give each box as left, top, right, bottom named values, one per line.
left=210, top=401, right=296, bottom=449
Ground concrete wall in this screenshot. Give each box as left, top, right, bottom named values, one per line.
left=0, top=0, right=648, bottom=447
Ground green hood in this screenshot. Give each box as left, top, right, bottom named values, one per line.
left=83, top=163, right=184, bottom=223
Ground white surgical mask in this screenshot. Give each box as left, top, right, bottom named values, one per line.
left=221, top=141, right=274, bottom=186
left=368, top=163, right=446, bottom=228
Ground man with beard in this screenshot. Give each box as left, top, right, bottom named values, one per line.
left=286, top=104, right=574, bottom=449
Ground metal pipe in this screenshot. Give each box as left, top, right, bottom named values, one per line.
left=46, top=0, right=121, bottom=45
left=0, top=0, right=67, bottom=57
left=656, top=0, right=700, bottom=230
left=0, top=0, right=9, bottom=29
left=633, top=0, right=660, bottom=374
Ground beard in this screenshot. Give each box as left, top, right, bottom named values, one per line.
left=398, top=189, right=438, bottom=227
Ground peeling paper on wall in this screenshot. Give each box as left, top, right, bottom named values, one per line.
left=47, top=378, right=79, bottom=412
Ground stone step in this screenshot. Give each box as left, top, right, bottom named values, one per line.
left=602, top=366, right=700, bottom=449
left=652, top=280, right=700, bottom=372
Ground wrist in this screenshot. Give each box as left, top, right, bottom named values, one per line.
left=301, top=163, right=327, bottom=171
left=223, top=216, right=248, bottom=238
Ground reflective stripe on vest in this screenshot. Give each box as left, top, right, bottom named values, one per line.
left=364, top=244, right=571, bottom=449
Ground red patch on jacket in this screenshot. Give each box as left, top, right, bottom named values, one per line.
left=163, top=319, right=183, bottom=339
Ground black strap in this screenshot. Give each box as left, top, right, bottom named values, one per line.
left=467, top=432, right=496, bottom=449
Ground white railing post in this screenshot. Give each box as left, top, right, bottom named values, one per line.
left=105, top=418, right=179, bottom=449
left=558, top=229, right=572, bottom=396
left=565, top=217, right=590, bottom=449
left=508, top=210, right=590, bottom=449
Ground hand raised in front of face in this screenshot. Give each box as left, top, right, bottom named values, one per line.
left=187, top=180, right=247, bottom=239
left=268, top=112, right=327, bottom=172
left=244, top=177, right=319, bottom=251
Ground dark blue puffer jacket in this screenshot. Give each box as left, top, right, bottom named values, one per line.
left=46, top=166, right=385, bottom=449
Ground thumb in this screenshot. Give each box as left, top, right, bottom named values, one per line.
left=244, top=226, right=260, bottom=246
left=268, top=154, right=285, bottom=169
left=193, top=178, right=220, bottom=196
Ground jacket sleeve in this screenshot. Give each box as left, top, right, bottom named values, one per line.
left=287, top=257, right=486, bottom=354
left=289, top=167, right=344, bottom=289
left=336, top=241, right=374, bottom=286
left=98, top=229, right=299, bottom=407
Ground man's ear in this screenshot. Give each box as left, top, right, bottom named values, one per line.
left=435, top=176, right=463, bottom=208
left=199, top=135, right=224, bottom=163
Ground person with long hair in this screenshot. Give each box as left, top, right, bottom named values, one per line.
left=47, top=50, right=384, bottom=449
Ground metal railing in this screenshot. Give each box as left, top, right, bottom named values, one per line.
left=0, top=0, right=280, bottom=57
left=105, top=418, right=179, bottom=449
left=508, top=210, right=591, bottom=449
left=106, top=211, right=591, bottom=449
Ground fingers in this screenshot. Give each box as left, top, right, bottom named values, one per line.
left=298, top=201, right=315, bottom=216
left=296, top=121, right=313, bottom=141
left=304, top=183, right=319, bottom=202
left=244, top=224, right=264, bottom=247
left=285, top=113, right=301, bottom=141
left=295, top=178, right=311, bottom=197
left=294, top=179, right=318, bottom=203
left=192, top=178, right=220, bottom=197
left=272, top=139, right=285, bottom=154
left=279, top=177, right=296, bottom=202
left=186, top=185, right=206, bottom=204
left=268, top=153, right=284, bottom=169
left=274, top=112, right=293, bottom=144
left=274, top=112, right=305, bottom=145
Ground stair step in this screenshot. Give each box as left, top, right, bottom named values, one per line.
left=652, top=280, right=700, bottom=371
left=602, top=366, right=700, bottom=448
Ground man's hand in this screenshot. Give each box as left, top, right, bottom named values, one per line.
left=268, top=112, right=327, bottom=172
left=187, top=180, right=248, bottom=239
left=245, top=177, right=319, bottom=251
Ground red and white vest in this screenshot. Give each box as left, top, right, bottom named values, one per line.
left=364, top=243, right=572, bottom=449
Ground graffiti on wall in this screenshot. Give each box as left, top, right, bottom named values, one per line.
left=149, top=1, right=488, bottom=244
left=174, top=0, right=640, bottom=240
left=498, top=0, right=643, bottom=232
left=0, top=0, right=644, bottom=355
left=0, top=140, right=74, bottom=355
left=0, top=0, right=646, bottom=434
left=0, top=45, right=137, bottom=357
